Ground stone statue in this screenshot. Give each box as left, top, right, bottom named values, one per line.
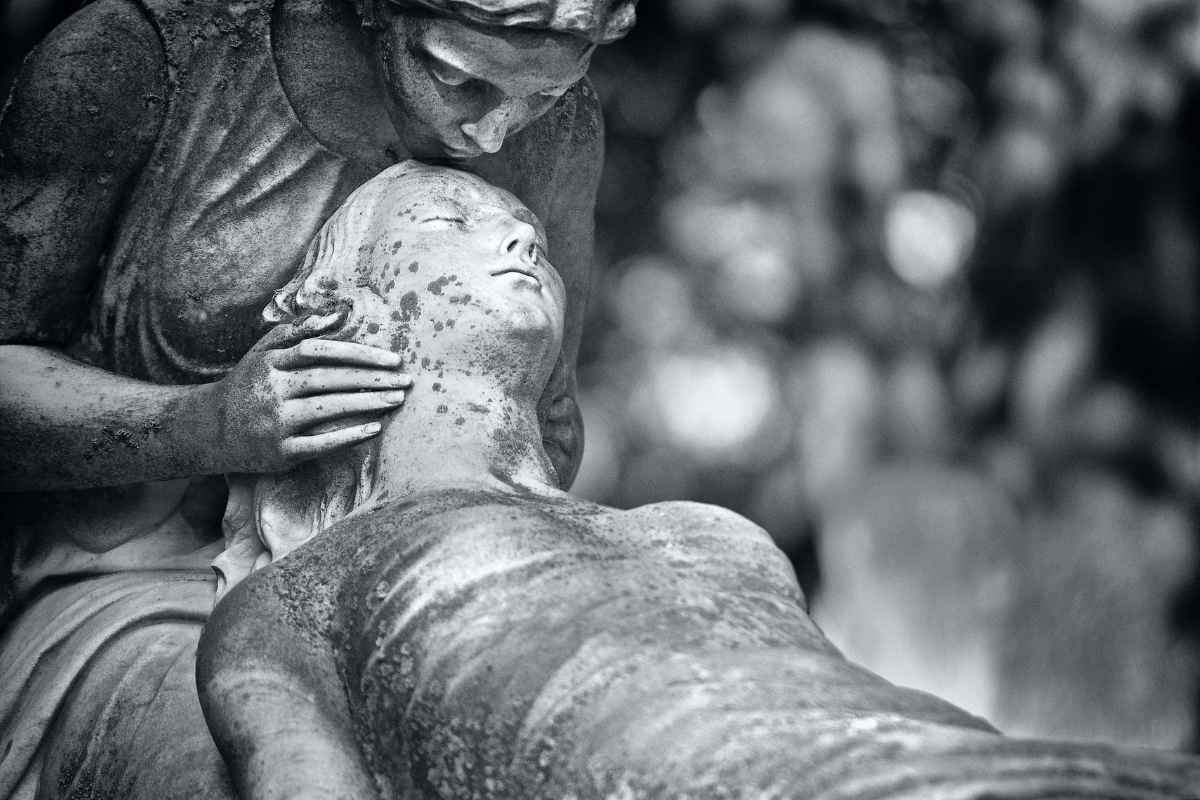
left=0, top=0, right=632, bottom=795
left=199, top=162, right=1200, bottom=799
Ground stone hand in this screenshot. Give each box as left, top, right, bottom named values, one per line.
left=197, top=312, right=411, bottom=473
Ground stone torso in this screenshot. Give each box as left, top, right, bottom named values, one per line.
left=206, top=488, right=1200, bottom=798
left=66, top=0, right=385, bottom=383
left=251, top=488, right=871, bottom=796
left=7, top=0, right=599, bottom=597
left=63, top=0, right=599, bottom=385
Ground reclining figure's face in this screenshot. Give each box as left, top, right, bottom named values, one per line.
left=272, top=162, right=566, bottom=389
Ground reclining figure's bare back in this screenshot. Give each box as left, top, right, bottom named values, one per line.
left=200, top=488, right=1200, bottom=799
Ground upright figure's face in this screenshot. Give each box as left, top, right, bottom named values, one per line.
left=376, top=14, right=593, bottom=159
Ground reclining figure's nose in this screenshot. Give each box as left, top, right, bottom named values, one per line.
left=499, top=219, right=539, bottom=261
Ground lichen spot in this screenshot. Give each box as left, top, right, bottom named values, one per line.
left=408, top=261, right=420, bottom=273
left=390, top=240, right=404, bottom=255
left=399, top=291, right=420, bottom=322
left=427, top=275, right=453, bottom=295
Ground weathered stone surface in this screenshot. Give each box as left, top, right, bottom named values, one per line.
left=199, top=164, right=1200, bottom=798
left=0, top=0, right=626, bottom=792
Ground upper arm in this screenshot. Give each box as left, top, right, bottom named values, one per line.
left=0, top=0, right=166, bottom=344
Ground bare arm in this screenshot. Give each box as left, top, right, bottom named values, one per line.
left=198, top=575, right=378, bottom=800
left=0, top=1, right=408, bottom=492
left=0, top=0, right=190, bottom=491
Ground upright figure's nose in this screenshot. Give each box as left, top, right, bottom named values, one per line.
left=499, top=218, right=539, bottom=261
left=461, top=100, right=519, bottom=154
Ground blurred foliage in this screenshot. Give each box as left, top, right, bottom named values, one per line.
left=583, top=0, right=1200, bottom=748
left=582, top=0, right=1200, bottom=561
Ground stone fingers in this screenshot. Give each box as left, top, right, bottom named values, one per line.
left=283, top=392, right=407, bottom=430
left=287, top=367, right=413, bottom=396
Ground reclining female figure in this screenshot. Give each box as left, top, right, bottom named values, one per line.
left=199, top=162, right=1200, bottom=799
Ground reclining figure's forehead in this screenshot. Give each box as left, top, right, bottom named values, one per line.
left=384, top=162, right=546, bottom=238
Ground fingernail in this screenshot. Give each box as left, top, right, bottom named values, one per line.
left=383, top=391, right=406, bottom=403
left=396, top=373, right=414, bottom=385
left=364, top=421, right=382, bottom=433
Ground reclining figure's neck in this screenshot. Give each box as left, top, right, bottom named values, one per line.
left=371, top=368, right=559, bottom=501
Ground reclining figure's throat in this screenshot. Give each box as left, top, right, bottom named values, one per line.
left=371, top=367, right=559, bottom=501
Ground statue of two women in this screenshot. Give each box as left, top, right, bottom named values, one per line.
left=3, top=0, right=1200, bottom=796
left=0, top=0, right=631, bottom=795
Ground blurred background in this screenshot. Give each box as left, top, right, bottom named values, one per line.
left=6, top=0, right=1200, bottom=753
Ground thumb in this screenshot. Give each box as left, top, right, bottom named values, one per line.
left=253, top=310, right=346, bottom=351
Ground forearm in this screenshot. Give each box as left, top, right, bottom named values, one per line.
left=0, top=344, right=220, bottom=491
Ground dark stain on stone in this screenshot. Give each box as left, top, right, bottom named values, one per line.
left=427, top=275, right=452, bottom=295
left=408, top=261, right=420, bottom=273
left=398, top=291, right=420, bottom=322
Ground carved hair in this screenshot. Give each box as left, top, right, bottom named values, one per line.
left=216, top=165, right=433, bottom=595
left=263, top=169, right=401, bottom=344
left=353, top=0, right=636, bottom=42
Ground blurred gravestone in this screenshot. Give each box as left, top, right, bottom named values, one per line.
left=816, top=464, right=1016, bottom=720
left=815, top=463, right=1199, bottom=749
left=997, top=470, right=1198, bottom=747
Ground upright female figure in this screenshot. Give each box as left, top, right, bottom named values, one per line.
left=0, top=1, right=633, bottom=795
